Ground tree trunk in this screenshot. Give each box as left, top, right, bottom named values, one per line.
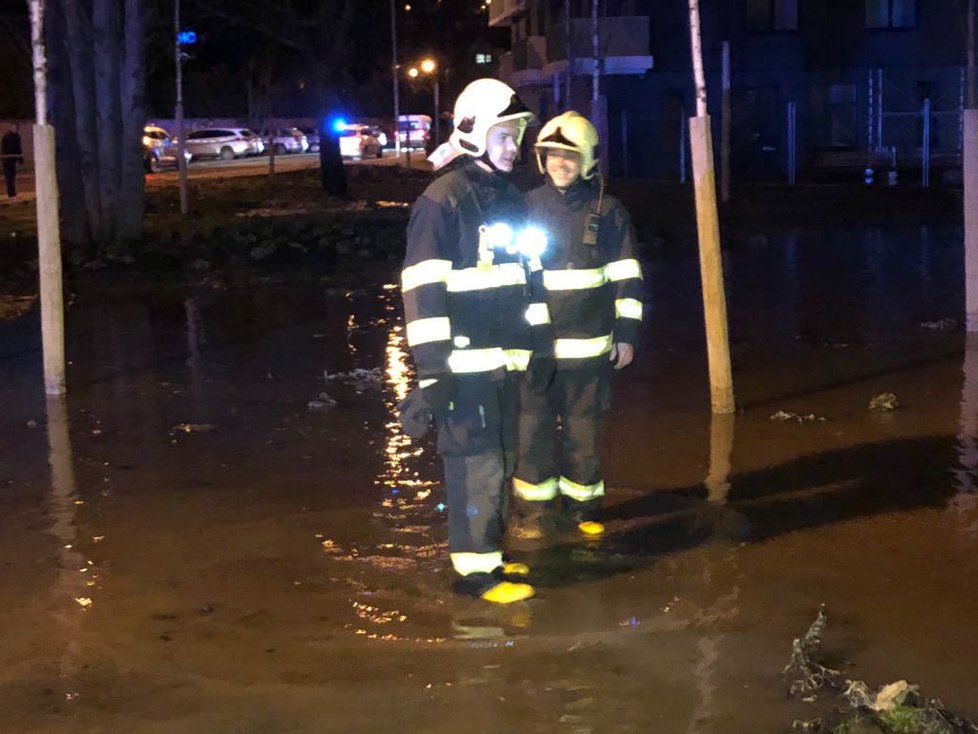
left=62, top=0, right=102, bottom=245
left=116, top=0, right=145, bottom=241
left=45, top=0, right=86, bottom=246
left=94, top=0, right=122, bottom=243
left=47, top=0, right=145, bottom=252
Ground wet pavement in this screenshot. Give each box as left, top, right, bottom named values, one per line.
left=2, top=225, right=977, bottom=732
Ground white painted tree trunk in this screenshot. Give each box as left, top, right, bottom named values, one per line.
left=687, top=0, right=734, bottom=412
left=30, top=0, right=66, bottom=395
left=688, top=0, right=707, bottom=116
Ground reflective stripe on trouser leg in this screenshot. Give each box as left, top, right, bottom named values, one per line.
left=557, top=366, right=609, bottom=504
left=515, top=373, right=559, bottom=501
left=437, top=374, right=519, bottom=577
left=451, top=550, right=504, bottom=576
left=444, top=453, right=507, bottom=571
left=513, top=476, right=558, bottom=501
left=558, top=476, right=605, bottom=502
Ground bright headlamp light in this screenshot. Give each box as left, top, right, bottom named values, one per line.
left=514, top=226, right=547, bottom=259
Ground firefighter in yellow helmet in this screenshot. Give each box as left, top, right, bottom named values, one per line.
left=513, top=111, right=643, bottom=538
left=399, top=79, right=555, bottom=603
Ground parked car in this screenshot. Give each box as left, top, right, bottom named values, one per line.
left=142, top=125, right=191, bottom=172
left=298, top=126, right=320, bottom=153
left=261, top=127, right=309, bottom=155
left=184, top=127, right=257, bottom=160
left=338, top=124, right=384, bottom=159
left=397, top=114, right=431, bottom=150
left=241, top=129, right=265, bottom=156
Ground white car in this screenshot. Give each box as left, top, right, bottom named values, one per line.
left=261, top=127, right=309, bottom=155
left=184, top=128, right=256, bottom=160
left=143, top=125, right=192, bottom=172
left=338, top=124, right=384, bottom=159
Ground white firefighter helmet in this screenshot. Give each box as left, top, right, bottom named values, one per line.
left=448, top=78, right=534, bottom=158
left=534, top=111, right=600, bottom=179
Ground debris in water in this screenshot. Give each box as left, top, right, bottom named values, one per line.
left=784, top=609, right=978, bottom=733
left=920, top=318, right=957, bottom=330
left=868, top=393, right=899, bottom=411
left=308, top=392, right=338, bottom=411
left=324, top=368, right=383, bottom=389
left=171, top=423, right=216, bottom=434
left=769, top=410, right=827, bottom=423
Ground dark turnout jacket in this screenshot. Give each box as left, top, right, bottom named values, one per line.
left=526, top=179, right=643, bottom=368
left=402, top=160, right=552, bottom=381
left=1, top=131, right=23, bottom=164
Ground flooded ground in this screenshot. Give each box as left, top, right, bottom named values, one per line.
left=1, top=225, right=977, bottom=733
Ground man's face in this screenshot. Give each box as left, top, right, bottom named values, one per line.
left=484, top=120, right=522, bottom=172
left=9, top=124, right=18, bottom=134
left=544, top=148, right=583, bottom=188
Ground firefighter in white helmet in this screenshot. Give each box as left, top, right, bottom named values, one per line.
left=399, top=79, right=555, bottom=603
left=513, top=111, right=644, bottom=539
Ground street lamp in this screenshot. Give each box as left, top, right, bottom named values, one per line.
left=408, top=57, right=440, bottom=149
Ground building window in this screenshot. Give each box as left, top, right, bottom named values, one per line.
left=865, top=0, right=916, bottom=28
left=745, top=0, right=798, bottom=31
left=827, top=84, right=858, bottom=147
left=475, top=53, right=493, bottom=65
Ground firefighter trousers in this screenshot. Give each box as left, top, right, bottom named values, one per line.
left=514, top=362, right=612, bottom=520
left=435, top=371, right=518, bottom=591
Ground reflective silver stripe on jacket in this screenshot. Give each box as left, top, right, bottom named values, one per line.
left=554, top=334, right=613, bottom=360
left=447, top=262, right=527, bottom=292
left=615, top=297, right=643, bottom=320
left=604, top=258, right=642, bottom=282
left=543, top=268, right=606, bottom=291
left=406, top=316, right=452, bottom=346
left=447, top=347, right=532, bottom=373
left=401, top=258, right=453, bottom=292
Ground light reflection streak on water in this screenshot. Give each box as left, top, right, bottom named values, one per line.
left=378, top=292, right=436, bottom=495
left=46, top=397, right=89, bottom=697
left=345, top=291, right=359, bottom=358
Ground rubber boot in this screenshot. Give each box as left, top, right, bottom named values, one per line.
left=565, top=497, right=605, bottom=538
left=510, top=498, right=549, bottom=540
left=453, top=568, right=535, bottom=604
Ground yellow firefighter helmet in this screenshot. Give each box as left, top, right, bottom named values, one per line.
left=534, top=111, right=600, bottom=179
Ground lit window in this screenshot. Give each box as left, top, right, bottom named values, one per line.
left=866, top=0, right=916, bottom=28
left=475, top=53, right=493, bottom=65
left=746, top=0, right=798, bottom=31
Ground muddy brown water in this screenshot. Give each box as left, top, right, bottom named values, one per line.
left=1, top=226, right=976, bottom=733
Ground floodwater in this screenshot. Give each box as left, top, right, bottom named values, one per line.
left=1, top=225, right=977, bottom=733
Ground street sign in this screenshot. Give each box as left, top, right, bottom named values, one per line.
left=177, top=30, right=197, bottom=45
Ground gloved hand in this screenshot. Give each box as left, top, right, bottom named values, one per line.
left=527, top=356, right=556, bottom=392
left=421, top=374, right=455, bottom=415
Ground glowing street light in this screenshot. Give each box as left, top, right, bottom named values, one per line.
left=408, top=57, right=440, bottom=148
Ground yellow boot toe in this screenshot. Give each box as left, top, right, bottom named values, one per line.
left=578, top=520, right=605, bottom=537
left=481, top=581, right=535, bottom=604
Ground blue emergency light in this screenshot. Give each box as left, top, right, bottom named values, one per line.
left=328, top=116, right=348, bottom=135
left=177, top=30, right=197, bottom=44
